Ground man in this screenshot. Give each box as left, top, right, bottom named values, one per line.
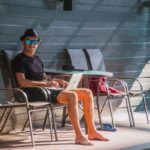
left=12, top=28, right=109, bottom=146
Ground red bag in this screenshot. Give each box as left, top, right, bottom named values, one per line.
left=88, top=77, right=122, bottom=96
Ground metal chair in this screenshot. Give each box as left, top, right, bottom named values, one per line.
left=84, top=48, right=149, bottom=127
left=65, top=49, right=130, bottom=130
left=0, top=50, right=56, bottom=147
left=120, top=77, right=149, bottom=126
left=2, top=49, right=67, bottom=140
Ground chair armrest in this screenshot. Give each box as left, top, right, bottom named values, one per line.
left=106, top=78, right=128, bottom=94
left=41, top=87, right=51, bottom=101
left=0, top=87, right=50, bottom=109
left=88, top=77, right=127, bottom=96
left=0, top=88, right=28, bottom=105
left=20, top=86, right=49, bottom=102
left=118, top=77, right=143, bottom=92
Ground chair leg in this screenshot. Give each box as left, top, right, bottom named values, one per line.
left=84, top=120, right=88, bottom=134
left=47, top=108, right=53, bottom=141
left=42, top=110, right=48, bottom=130
left=0, top=108, right=13, bottom=133
left=0, top=108, right=7, bottom=131
left=80, top=114, right=85, bottom=122
left=127, top=95, right=135, bottom=127
left=100, top=97, right=108, bottom=114
left=22, top=118, right=28, bottom=132
left=107, top=98, right=115, bottom=128
left=95, top=95, right=102, bottom=128
left=125, top=97, right=133, bottom=127
left=80, top=115, right=88, bottom=134
left=142, top=95, right=149, bottom=124
left=62, top=107, right=68, bottom=127
left=51, top=107, right=58, bottom=141
left=98, top=97, right=112, bottom=129
left=28, top=110, right=35, bottom=147
left=98, top=96, right=116, bottom=128
left=0, top=108, right=7, bottom=123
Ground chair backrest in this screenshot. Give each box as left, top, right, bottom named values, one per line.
left=0, top=50, right=21, bottom=103
left=84, top=49, right=110, bottom=95
left=1, top=50, right=19, bottom=88
left=84, top=49, right=106, bottom=71
left=65, top=49, right=89, bottom=70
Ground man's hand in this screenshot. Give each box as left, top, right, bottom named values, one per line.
left=61, top=80, right=68, bottom=88
left=46, top=80, right=59, bottom=88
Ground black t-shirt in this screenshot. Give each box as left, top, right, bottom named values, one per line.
left=12, top=52, right=61, bottom=103
left=12, top=52, right=44, bottom=81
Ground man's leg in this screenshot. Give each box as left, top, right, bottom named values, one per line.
left=57, top=90, right=93, bottom=145
left=75, top=88, right=109, bottom=141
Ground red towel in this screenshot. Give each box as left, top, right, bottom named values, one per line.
left=88, top=77, right=122, bottom=96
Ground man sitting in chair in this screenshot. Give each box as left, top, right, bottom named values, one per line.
left=12, top=28, right=109, bottom=146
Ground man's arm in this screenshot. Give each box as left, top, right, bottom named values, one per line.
left=16, top=72, right=59, bottom=88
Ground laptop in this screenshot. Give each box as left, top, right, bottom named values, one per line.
left=49, top=73, right=83, bottom=90
left=65, top=73, right=83, bottom=90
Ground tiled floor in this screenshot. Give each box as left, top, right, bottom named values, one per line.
left=0, top=112, right=150, bottom=150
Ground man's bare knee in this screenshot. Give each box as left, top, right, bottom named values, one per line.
left=85, top=89, right=93, bottom=95
left=82, top=89, right=93, bottom=100
left=68, top=92, right=78, bottom=105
